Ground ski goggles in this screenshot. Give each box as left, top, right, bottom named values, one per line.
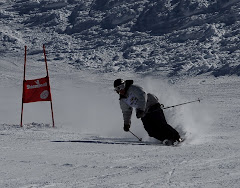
left=114, top=84, right=125, bottom=92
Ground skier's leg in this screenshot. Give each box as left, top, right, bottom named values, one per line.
left=166, top=124, right=181, bottom=141
left=142, top=105, right=181, bottom=142
left=161, top=123, right=180, bottom=141
left=141, top=110, right=168, bottom=141
left=148, top=108, right=181, bottom=141
left=141, top=114, right=155, bottom=137
left=154, top=108, right=181, bottom=141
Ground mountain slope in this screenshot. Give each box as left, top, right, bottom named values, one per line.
left=0, top=0, right=239, bottom=77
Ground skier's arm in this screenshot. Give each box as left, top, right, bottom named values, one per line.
left=120, top=100, right=133, bottom=125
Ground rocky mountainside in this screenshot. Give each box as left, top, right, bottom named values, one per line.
left=0, top=0, right=239, bottom=77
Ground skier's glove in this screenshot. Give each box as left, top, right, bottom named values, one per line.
left=123, top=124, right=130, bottom=132
left=136, top=109, right=144, bottom=119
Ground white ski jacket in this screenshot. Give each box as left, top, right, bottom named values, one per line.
left=119, top=84, right=159, bottom=125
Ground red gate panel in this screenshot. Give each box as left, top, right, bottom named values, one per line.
left=23, top=76, right=51, bottom=103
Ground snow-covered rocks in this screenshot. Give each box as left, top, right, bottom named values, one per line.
left=0, top=0, right=239, bottom=77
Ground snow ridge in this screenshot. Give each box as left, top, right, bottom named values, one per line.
left=0, top=0, right=240, bottom=77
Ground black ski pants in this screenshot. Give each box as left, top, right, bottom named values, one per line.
left=141, top=103, right=180, bottom=142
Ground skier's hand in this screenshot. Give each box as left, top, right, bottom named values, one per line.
left=136, top=109, right=144, bottom=119
left=123, top=124, right=130, bottom=132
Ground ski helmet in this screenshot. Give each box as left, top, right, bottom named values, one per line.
left=114, top=79, right=125, bottom=91
left=114, top=79, right=124, bottom=87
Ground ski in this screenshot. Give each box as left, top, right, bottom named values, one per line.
left=52, top=139, right=184, bottom=146
left=52, top=140, right=159, bottom=146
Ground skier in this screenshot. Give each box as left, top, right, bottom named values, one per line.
left=114, top=78, right=182, bottom=145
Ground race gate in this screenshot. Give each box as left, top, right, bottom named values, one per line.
left=20, top=45, right=54, bottom=127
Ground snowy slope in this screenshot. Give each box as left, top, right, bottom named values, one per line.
left=1, top=65, right=240, bottom=187
left=1, top=0, right=240, bottom=188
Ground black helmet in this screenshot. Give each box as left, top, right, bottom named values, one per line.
left=114, top=79, right=126, bottom=92
left=114, top=79, right=124, bottom=88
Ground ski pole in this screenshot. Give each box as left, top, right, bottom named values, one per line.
left=163, top=98, right=201, bottom=109
left=129, top=130, right=142, bottom=141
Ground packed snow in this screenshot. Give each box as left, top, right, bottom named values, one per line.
left=1, top=0, right=240, bottom=188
